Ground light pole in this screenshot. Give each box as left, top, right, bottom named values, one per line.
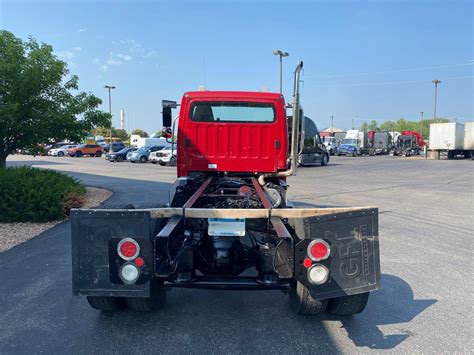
left=419, top=111, right=424, bottom=138
left=352, top=118, right=355, bottom=130
left=272, top=50, right=289, bottom=94
left=432, top=80, right=441, bottom=120
left=104, top=85, right=116, bottom=153
left=330, top=115, right=334, bottom=131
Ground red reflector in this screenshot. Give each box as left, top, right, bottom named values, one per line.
left=303, top=258, right=312, bottom=268
left=134, top=257, right=145, bottom=267
left=311, top=243, right=327, bottom=259
left=120, top=241, right=137, bottom=258
left=308, top=240, right=330, bottom=261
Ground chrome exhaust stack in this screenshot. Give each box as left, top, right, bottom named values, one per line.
left=258, top=60, right=303, bottom=185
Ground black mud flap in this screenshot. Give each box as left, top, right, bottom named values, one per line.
left=290, top=208, right=380, bottom=300
left=71, top=210, right=163, bottom=297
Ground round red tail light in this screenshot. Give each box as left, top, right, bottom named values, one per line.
left=117, top=238, right=140, bottom=260
left=307, top=240, right=330, bottom=261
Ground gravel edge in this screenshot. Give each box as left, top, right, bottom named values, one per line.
left=0, top=187, right=112, bottom=253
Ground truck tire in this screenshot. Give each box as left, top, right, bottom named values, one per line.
left=289, top=281, right=328, bottom=315
left=75, top=151, right=82, bottom=157
left=321, top=153, right=329, bottom=166
left=96, top=151, right=102, bottom=157
left=126, top=288, right=166, bottom=312
left=86, top=296, right=126, bottom=311
left=327, top=292, right=369, bottom=315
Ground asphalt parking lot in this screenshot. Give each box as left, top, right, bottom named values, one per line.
left=1, top=154, right=473, bottom=353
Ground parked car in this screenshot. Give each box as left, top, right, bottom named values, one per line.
left=128, top=145, right=166, bottom=163
left=150, top=147, right=177, bottom=166
left=105, top=148, right=133, bottom=162
left=68, top=144, right=104, bottom=157
left=48, top=144, right=77, bottom=157
left=43, top=142, right=72, bottom=155
left=103, top=141, right=126, bottom=153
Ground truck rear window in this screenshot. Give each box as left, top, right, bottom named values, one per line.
left=190, top=102, right=275, bottom=123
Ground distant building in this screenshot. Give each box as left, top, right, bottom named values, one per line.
left=320, top=127, right=344, bottom=137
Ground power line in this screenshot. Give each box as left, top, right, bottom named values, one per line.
left=307, top=61, right=474, bottom=80
left=308, top=75, right=474, bottom=88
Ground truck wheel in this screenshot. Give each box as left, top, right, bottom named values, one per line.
left=321, top=153, right=329, bottom=166
left=86, top=296, right=126, bottom=311
left=327, top=292, right=369, bottom=315
left=289, top=281, right=328, bottom=315
left=126, top=288, right=166, bottom=312
left=96, top=151, right=102, bottom=157
left=75, top=151, right=83, bottom=157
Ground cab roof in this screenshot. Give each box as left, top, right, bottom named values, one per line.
left=184, top=91, right=284, bottom=101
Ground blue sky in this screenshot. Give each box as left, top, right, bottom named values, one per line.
left=1, top=0, right=472, bottom=133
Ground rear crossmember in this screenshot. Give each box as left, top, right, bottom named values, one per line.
left=72, top=176, right=380, bottom=298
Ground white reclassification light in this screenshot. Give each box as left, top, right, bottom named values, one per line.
left=307, top=264, right=330, bottom=285
left=120, top=263, right=140, bottom=284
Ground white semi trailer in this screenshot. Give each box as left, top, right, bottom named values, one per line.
left=429, top=122, right=473, bottom=159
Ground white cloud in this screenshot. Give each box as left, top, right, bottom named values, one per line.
left=57, top=46, right=82, bottom=61
left=92, top=57, right=100, bottom=65
left=107, top=52, right=133, bottom=65
left=77, top=28, right=87, bottom=33
left=116, top=53, right=132, bottom=61
left=100, top=65, right=108, bottom=72
left=57, top=50, right=75, bottom=60
left=119, top=39, right=157, bottom=59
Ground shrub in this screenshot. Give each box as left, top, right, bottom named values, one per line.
left=0, top=167, right=86, bottom=222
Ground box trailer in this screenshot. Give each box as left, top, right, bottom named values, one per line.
left=429, top=123, right=469, bottom=159
left=463, top=122, right=474, bottom=158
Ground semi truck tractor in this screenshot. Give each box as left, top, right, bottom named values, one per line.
left=71, top=62, right=380, bottom=315
left=336, top=130, right=374, bottom=156
left=371, top=131, right=393, bottom=155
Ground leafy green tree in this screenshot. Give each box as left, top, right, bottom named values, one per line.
left=92, top=127, right=128, bottom=141
left=379, top=118, right=450, bottom=139
left=131, top=129, right=149, bottom=138
left=360, top=122, right=369, bottom=131
left=368, top=120, right=379, bottom=131
left=380, top=120, right=397, bottom=131
left=0, top=30, right=110, bottom=167
left=114, top=129, right=129, bottom=141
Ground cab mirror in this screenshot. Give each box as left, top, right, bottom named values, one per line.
left=162, top=107, right=172, bottom=128
left=162, top=100, right=177, bottom=128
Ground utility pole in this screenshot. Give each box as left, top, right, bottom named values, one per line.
left=352, top=118, right=355, bottom=130
left=419, top=111, right=424, bottom=138
left=104, top=85, right=116, bottom=153
left=330, top=115, right=334, bottom=131
left=432, top=80, right=441, bottom=120
left=272, top=50, right=289, bottom=94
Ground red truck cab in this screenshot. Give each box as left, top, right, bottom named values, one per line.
left=176, top=91, right=289, bottom=177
